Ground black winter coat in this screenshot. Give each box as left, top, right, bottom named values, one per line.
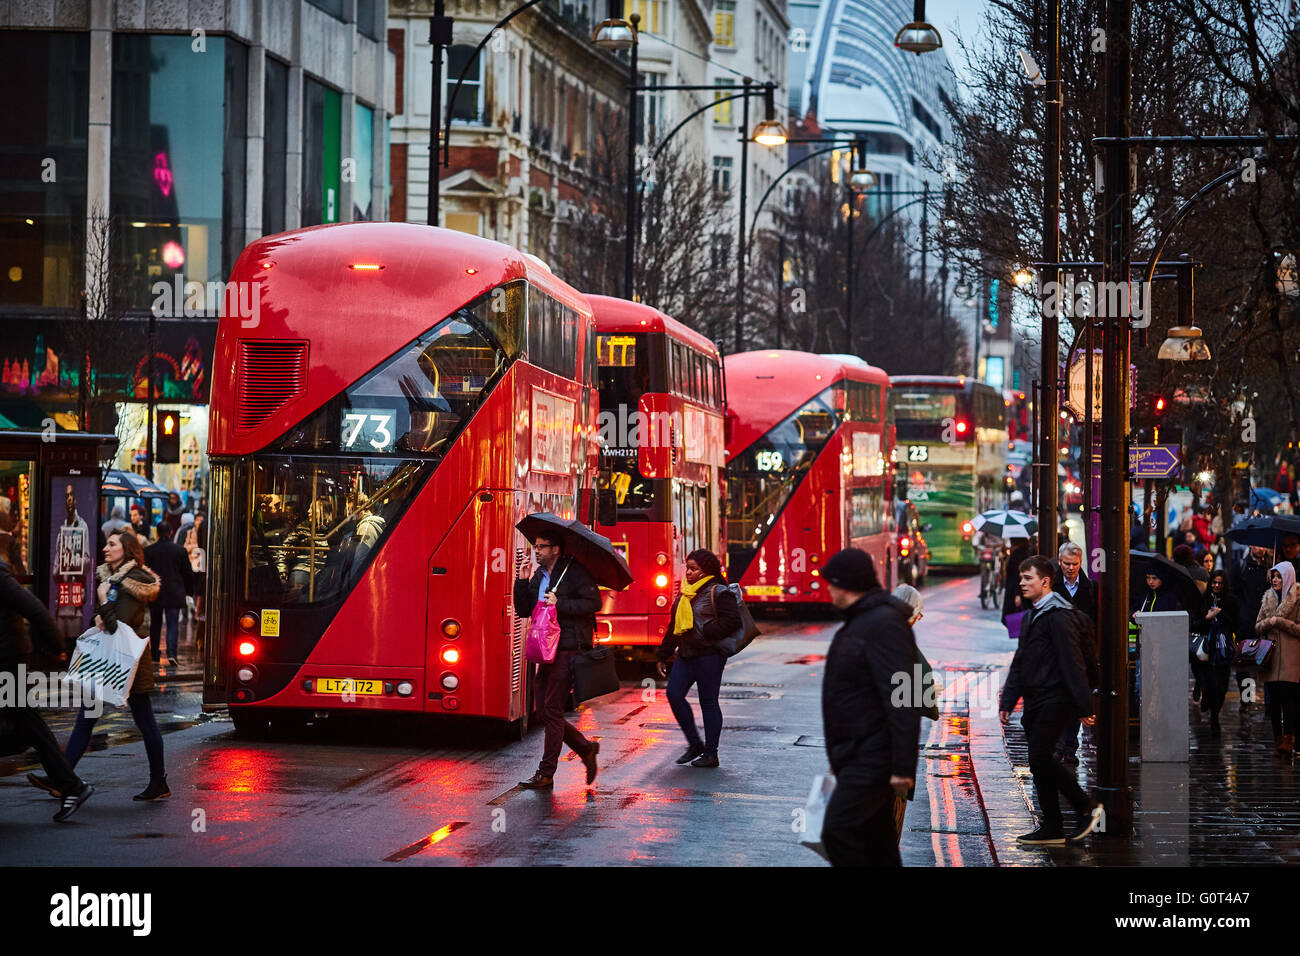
left=1002, top=542, right=1033, bottom=622
left=144, top=539, right=194, bottom=609
left=821, top=589, right=922, bottom=786
left=1000, top=593, right=1094, bottom=717
left=657, top=582, right=742, bottom=661
left=1232, top=555, right=1271, bottom=636
left=513, top=557, right=601, bottom=651
left=0, top=558, right=62, bottom=667
left=1052, top=569, right=1098, bottom=625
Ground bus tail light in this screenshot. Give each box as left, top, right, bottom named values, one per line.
left=236, top=665, right=257, bottom=683
left=654, top=573, right=669, bottom=588
left=440, top=647, right=461, bottom=665
left=655, top=595, right=669, bottom=608
left=961, top=521, right=974, bottom=536
left=237, top=640, right=257, bottom=657
left=397, top=681, right=414, bottom=697
left=348, top=263, right=384, bottom=271
left=900, top=536, right=911, bottom=556
left=655, top=552, right=669, bottom=566
left=238, top=612, right=258, bottom=632
left=955, top=420, right=969, bottom=435
left=441, top=618, right=461, bottom=639
left=442, top=696, right=460, bottom=711
left=441, top=673, right=459, bottom=692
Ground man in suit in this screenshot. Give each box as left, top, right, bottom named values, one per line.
left=513, top=533, right=601, bottom=790
left=1052, top=542, right=1097, bottom=768
left=144, top=523, right=194, bottom=666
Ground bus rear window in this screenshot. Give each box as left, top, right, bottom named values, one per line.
left=894, top=390, right=957, bottom=422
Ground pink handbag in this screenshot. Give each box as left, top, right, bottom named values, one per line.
left=524, top=563, right=569, bottom=664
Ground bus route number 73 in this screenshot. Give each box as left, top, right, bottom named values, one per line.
left=341, top=410, right=397, bottom=452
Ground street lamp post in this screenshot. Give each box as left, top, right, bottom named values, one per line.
left=735, top=77, right=752, bottom=352
left=427, top=0, right=454, bottom=226
left=1097, top=0, right=1134, bottom=837
left=1038, top=0, right=1062, bottom=559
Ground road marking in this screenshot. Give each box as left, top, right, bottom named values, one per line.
left=383, top=821, right=469, bottom=862
left=487, top=786, right=521, bottom=806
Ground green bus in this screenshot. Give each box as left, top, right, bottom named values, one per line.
left=889, top=376, right=1011, bottom=568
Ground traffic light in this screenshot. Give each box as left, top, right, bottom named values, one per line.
left=1153, top=395, right=1167, bottom=416
left=156, top=410, right=180, bottom=463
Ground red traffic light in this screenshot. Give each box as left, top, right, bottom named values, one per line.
left=1154, top=396, right=1167, bottom=414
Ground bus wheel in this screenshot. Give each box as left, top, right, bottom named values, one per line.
left=229, top=706, right=271, bottom=738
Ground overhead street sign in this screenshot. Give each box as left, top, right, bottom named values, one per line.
left=1129, top=444, right=1181, bottom=479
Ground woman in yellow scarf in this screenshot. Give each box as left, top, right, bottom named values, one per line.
left=656, top=549, right=742, bottom=767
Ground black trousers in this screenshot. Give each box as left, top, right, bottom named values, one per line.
left=534, top=649, right=592, bottom=777
left=0, top=664, right=82, bottom=796
left=821, top=777, right=902, bottom=867
left=1023, top=702, right=1090, bottom=832
left=1266, top=681, right=1300, bottom=737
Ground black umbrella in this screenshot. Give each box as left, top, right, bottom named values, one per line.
left=101, top=469, right=170, bottom=499
left=516, top=513, right=634, bottom=591
left=1129, top=550, right=1203, bottom=612
left=1224, top=514, right=1300, bottom=550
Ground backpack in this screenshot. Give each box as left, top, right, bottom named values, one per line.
left=707, top=583, right=761, bottom=658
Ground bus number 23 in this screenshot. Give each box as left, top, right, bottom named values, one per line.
left=907, top=445, right=929, bottom=462
left=342, top=412, right=395, bottom=451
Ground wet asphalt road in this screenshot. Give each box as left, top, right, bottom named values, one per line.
left=0, top=573, right=1014, bottom=866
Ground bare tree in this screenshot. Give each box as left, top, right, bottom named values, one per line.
left=69, top=209, right=135, bottom=432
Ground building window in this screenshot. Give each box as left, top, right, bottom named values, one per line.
left=713, top=78, right=735, bottom=125
left=353, top=103, right=375, bottom=221
left=623, top=0, right=664, bottom=35
left=712, top=156, right=733, bottom=195
left=0, top=30, right=89, bottom=310
left=263, top=57, right=289, bottom=236
left=111, top=34, right=248, bottom=310
left=446, top=45, right=484, bottom=123
left=715, top=0, right=736, bottom=47
left=710, top=234, right=731, bottom=270
left=637, top=71, right=666, bottom=145
left=445, top=211, right=481, bottom=236
left=356, top=0, right=382, bottom=41
left=306, top=0, right=345, bottom=19
left=303, top=77, right=342, bottom=227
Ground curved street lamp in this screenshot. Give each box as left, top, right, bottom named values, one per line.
left=894, top=1, right=943, bottom=55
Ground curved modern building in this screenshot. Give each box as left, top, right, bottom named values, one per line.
left=788, top=0, right=956, bottom=201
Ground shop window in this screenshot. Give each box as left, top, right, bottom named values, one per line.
left=353, top=102, right=375, bottom=221
left=0, top=31, right=89, bottom=309
left=263, top=57, right=289, bottom=235
left=303, top=77, right=342, bottom=227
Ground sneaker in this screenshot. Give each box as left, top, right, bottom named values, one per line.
left=27, top=773, right=63, bottom=799
left=133, top=777, right=171, bottom=801
left=675, top=744, right=705, bottom=765
left=1068, top=800, right=1105, bottom=842
left=1016, top=826, right=1065, bottom=845
left=690, top=753, right=720, bottom=768
left=53, top=782, right=94, bottom=823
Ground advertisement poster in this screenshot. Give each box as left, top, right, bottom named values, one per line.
left=49, top=476, right=97, bottom=641
left=531, top=388, right=575, bottom=475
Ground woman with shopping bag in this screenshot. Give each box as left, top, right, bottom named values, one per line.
left=28, top=528, right=170, bottom=802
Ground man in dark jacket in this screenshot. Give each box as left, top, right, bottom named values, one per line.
left=999, top=556, right=1102, bottom=844
left=819, top=548, right=921, bottom=867
left=1052, top=542, right=1098, bottom=768
left=513, top=533, right=601, bottom=790
left=0, top=553, right=94, bottom=821
left=145, top=522, right=194, bottom=666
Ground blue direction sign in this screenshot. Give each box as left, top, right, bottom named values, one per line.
left=1129, top=444, right=1181, bottom=479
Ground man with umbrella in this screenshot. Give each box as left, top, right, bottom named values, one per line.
left=513, top=521, right=605, bottom=790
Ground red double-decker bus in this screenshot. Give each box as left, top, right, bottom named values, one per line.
left=588, top=295, right=726, bottom=659
left=724, top=351, right=895, bottom=605
left=203, top=223, right=599, bottom=736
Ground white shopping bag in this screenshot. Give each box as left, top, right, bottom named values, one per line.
left=797, top=772, right=836, bottom=861
left=62, top=623, right=149, bottom=708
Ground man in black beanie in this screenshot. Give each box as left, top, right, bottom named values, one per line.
left=818, top=547, right=922, bottom=866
